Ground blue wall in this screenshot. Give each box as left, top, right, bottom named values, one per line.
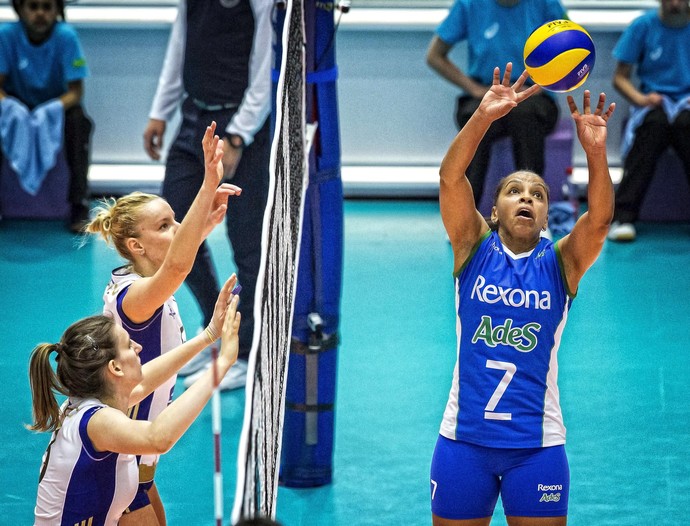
left=78, top=24, right=173, bottom=164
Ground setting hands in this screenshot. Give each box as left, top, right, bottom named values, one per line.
left=206, top=274, right=239, bottom=341
left=478, top=63, right=541, bottom=122
left=567, top=90, right=615, bottom=154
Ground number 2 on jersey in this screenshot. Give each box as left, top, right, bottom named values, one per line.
left=484, top=360, right=516, bottom=420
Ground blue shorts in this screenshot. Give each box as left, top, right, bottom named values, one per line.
left=124, top=479, right=154, bottom=514
left=430, top=435, right=569, bottom=520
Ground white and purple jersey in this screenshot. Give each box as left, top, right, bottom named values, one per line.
left=440, top=231, right=573, bottom=448
left=103, top=265, right=185, bottom=478
left=34, top=398, right=138, bottom=525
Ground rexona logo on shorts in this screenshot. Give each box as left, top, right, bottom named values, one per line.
left=470, top=275, right=552, bottom=310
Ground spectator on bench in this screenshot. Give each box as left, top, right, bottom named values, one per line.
left=608, top=0, right=690, bottom=242
left=0, top=0, right=93, bottom=232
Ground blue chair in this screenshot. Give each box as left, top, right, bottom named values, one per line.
left=0, top=152, right=71, bottom=220
left=638, top=149, right=690, bottom=222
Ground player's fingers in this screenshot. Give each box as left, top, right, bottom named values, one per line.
left=582, top=90, right=592, bottom=114
left=566, top=95, right=579, bottom=115
left=512, top=70, right=528, bottom=92
left=605, top=102, right=616, bottom=120
left=502, top=62, right=512, bottom=86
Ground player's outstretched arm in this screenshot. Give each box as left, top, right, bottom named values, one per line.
left=558, top=91, right=615, bottom=292
left=89, top=293, right=241, bottom=456
left=124, top=123, right=239, bottom=323
left=440, top=63, right=540, bottom=272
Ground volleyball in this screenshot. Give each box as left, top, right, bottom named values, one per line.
left=523, top=19, right=595, bottom=93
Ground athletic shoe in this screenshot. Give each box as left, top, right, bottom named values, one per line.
left=182, top=359, right=248, bottom=391
left=607, top=222, right=636, bottom=242
left=178, top=341, right=215, bottom=376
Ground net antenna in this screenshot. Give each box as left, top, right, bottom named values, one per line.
left=231, top=0, right=308, bottom=520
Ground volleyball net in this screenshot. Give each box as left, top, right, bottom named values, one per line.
left=231, top=0, right=307, bottom=521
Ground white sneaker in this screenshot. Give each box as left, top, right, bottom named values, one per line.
left=178, top=343, right=214, bottom=376
left=182, top=359, right=248, bottom=391
left=607, top=222, right=636, bottom=242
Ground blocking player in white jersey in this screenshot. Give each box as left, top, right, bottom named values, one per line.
left=84, top=121, right=241, bottom=525
left=431, top=63, right=616, bottom=526
left=29, top=288, right=241, bottom=525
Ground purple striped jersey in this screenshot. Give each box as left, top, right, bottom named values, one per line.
left=103, top=266, right=185, bottom=479
left=34, top=398, right=138, bottom=525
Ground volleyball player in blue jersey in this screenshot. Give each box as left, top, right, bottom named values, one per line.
left=431, top=63, right=615, bottom=525
left=29, top=289, right=241, bottom=526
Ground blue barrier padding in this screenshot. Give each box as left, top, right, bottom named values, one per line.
left=275, top=1, right=343, bottom=488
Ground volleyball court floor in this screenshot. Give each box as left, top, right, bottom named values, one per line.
left=1, top=199, right=689, bottom=525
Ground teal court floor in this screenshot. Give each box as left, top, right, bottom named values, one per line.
left=1, top=199, right=689, bottom=525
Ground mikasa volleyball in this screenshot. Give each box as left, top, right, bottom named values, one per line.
left=523, top=19, right=595, bottom=93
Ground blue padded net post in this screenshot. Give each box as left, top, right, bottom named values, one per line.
left=275, top=0, right=344, bottom=488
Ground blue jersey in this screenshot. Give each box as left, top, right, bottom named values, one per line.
left=613, top=10, right=690, bottom=100
left=440, top=231, right=573, bottom=448
left=435, top=0, right=566, bottom=85
left=0, top=21, right=88, bottom=109
left=34, top=399, right=138, bottom=525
